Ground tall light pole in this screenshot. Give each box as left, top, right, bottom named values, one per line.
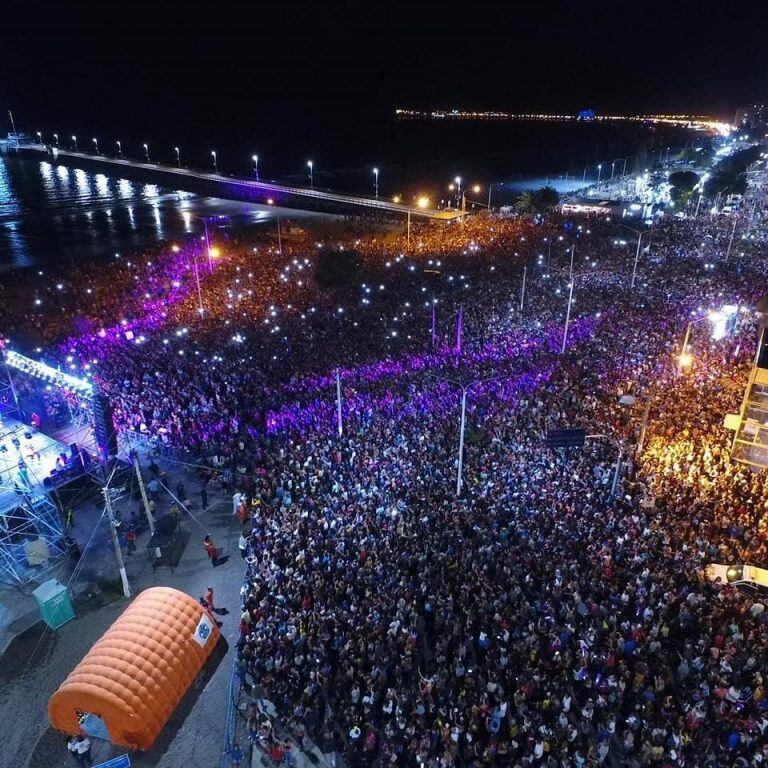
left=561, top=276, right=575, bottom=354
left=174, top=146, right=181, bottom=167
left=252, top=154, right=259, bottom=180
left=143, top=143, right=150, bottom=162
left=426, top=373, right=504, bottom=496
left=461, top=185, right=482, bottom=213
left=92, top=137, right=99, bottom=154
left=72, top=135, right=78, bottom=151
left=53, top=133, right=59, bottom=147
left=725, top=215, right=738, bottom=263
left=116, top=140, right=122, bottom=158
left=335, top=368, right=343, bottom=437
left=373, top=167, right=379, bottom=199
left=211, top=150, right=218, bottom=173
left=200, top=217, right=213, bottom=273
left=623, top=225, right=651, bottom=291
left=597, top=163, right=603, bottom=185
left=36, top=131, right=42, bottom=144
left=307, top=160, right=314, bottom=189
left=454, top=176, right=462, bottom=207
left=520, top=266, right=527, bottom=311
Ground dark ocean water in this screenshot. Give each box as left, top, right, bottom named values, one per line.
left=0, top=118, right=696, bottom=269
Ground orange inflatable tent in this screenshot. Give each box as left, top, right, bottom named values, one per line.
left=48, top=586, right=220, bottom=751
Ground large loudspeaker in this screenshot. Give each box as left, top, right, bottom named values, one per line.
left=758, top=326, right=768, bottom=370
left=93, top=394, right=118, bottom=461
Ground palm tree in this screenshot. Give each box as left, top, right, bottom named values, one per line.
left=513, top=190, right=537, bottom=214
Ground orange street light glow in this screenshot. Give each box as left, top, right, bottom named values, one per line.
left=679, top=352, right=693, bottom=367
left=209, top=247, right=221, bottom=259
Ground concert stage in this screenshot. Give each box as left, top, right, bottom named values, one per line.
left=0, top=417, right=95, bottom=511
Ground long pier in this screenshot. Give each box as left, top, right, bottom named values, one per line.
left=16, top=146, right=463, bottom=221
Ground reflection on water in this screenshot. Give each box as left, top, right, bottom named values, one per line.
left=0, top=155, right=317, bottom=271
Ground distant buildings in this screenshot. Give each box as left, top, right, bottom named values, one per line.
left=735, top=103, right=768, bottom=131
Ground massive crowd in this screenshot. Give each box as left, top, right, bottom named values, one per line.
left=4, top=195, right=768, bottom=767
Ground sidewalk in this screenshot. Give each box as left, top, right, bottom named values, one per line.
left=0, top=450, right=245, bottom=768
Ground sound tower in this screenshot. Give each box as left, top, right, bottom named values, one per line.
left=93, top=394, right=118, bottom=462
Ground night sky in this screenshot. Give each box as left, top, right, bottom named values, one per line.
left=1, top=1, right=766, bottom=146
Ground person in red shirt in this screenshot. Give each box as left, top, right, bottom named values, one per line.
left=203, top=534, right=219, bottom=566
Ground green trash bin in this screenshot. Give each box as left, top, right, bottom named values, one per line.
left=32, top=579, right=75, bottom=629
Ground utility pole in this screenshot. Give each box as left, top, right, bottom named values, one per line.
left=407, top=211, right=411, bottom=247
left=132, top=455, right=156, bottom=536
left=636, top=398, right=652, bottom=457
left=103, top=485, right=130, bottom=598
left=455, top=306, right=463, bottom=354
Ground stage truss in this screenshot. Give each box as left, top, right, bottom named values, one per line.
left=0, top=346, right=98, bottom=584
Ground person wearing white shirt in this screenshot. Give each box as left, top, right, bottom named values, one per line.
left=67, top=736, right=79, bottom=763
left=75, top=736, right=92, bottom=767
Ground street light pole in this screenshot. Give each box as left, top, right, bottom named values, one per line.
left=725, top=215, right=738, bottom=263
left=431, top=294, right=436, bottom=347
left=622, top=225, right=649, bottom=291
left=143, top=143, right=150, bottom=162
left=335, top=368, right=343, bottom=437
left=53, top=133, right=59, bottom=147
left=630, top=231, right=645, bottom=290
left=561, top=276, right=575, bottom=354
left=307, top=160, right=314, bottom=189
left=678, top=321, right=693, bottom=375
left=407, top=210, right=411, bottom=247
left=520, top=266, right=527, bottom=311
left=373, top=167, right=379, bottom=199
left=426, top=373, right=504, bottom=496
left=277, top=217, right=282, bottom=256
left=174, top=146, right=181, bottom=167
left=597, top=164, right=603, bottom=185
left=116, top=140, right=122, bottom=158
left=202, top=217, right=212, bottom=273
left=72, top=135, right=78, bottom=151
left=252, top=154, right=259, bottom=180
left=457, top=387, right=468, bottom=496
left=211, top=150, right=218, bottom=173
left=92, top=137, right=98, bottom=154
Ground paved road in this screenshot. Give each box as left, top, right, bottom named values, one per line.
left=0, top=456, right=243, bottom=768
